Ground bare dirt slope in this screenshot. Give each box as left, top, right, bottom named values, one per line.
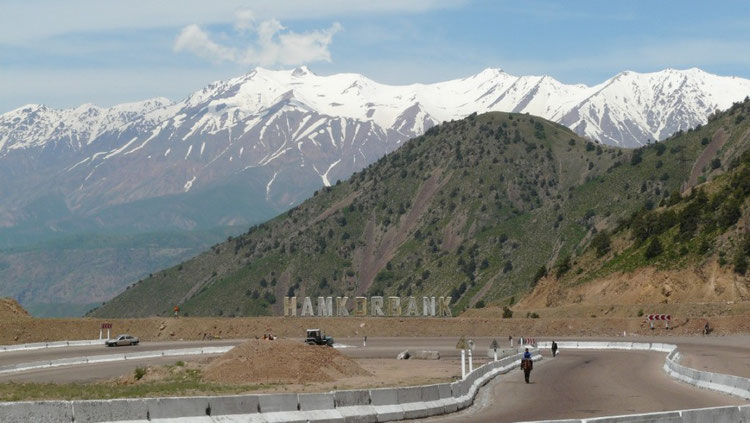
left=203, top=339, right=368, bottom=384
left=519, top=260, right=750, bottom=311
left=683, top=128, right=728, bottom=191
left=0, top=298, right=30, bottom=319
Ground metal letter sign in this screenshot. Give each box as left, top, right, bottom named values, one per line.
left=283, top=295, right=452, bottom=317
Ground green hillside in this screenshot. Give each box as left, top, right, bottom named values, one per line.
left=552, top=99, right=750, bottom=289
left=89, top=101, right=750, bottom=318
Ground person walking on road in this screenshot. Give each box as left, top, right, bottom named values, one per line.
left=551, top=341, right=558, bottom=357
left=521, top=348, right=533, bottom=383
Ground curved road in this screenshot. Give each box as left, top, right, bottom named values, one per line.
left=0, top=337, right=747, bottom=422
left=410, top=350, right=743, bottom=422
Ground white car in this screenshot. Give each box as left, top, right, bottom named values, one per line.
left=106, top=334, right=139, bottom=347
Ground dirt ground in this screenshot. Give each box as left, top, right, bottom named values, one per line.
left=1, top=312, right=750, bottom=346
left=1, top=296, right=749, bottom=345
left=0, top=298, right=30, bottom=319
left=519, top=261, right=750, bottom=311
left=203, top=339, right=369, bottom=384
left=114, top=346, right=466, bottom=394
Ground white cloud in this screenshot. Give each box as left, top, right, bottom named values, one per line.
left=174, top=13, right=342, bottom=67
left=0, top=0, right=464, bottom=43
left=174, top=25, right=238, bottom=64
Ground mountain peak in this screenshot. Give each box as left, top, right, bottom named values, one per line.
left=292, top=66, right=314, bottom=77
left=474, top=67, right=506, bottom=79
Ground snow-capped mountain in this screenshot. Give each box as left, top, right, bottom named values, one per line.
left=1, top=66, right=749, bottom=236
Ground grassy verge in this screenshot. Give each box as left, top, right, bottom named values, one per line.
left=0, top=364, right=271, bottom=402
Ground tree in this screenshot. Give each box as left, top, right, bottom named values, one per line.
left=644, top=238, right=663, bottom=259
left=630, top=149, right=643, bottom=166
left=555, top=255, right=571, bottom=278
left=591, top=231, right=611, bottom=257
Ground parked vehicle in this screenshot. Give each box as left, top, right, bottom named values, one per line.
left=305, top=329, right=334, bottom=346
left=106, top=334, right=139, bottom=347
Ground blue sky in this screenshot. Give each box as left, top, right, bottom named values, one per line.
left=2, top=0, right=749, bottom=112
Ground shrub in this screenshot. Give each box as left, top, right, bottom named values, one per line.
left=502, top=306, right=513, bottom=318
left=134, top=367, right=147, bottom=380
left=734, top=254, right=748, bottom=275
left=555, top=256, right=571, bottom=277
left=644, top=238, right=663, bottom=259
left=474, top=300, right=485, bottom=309
left=630, top=149, right=643, bottom=166
left=591, top=231, right=611, bottom=257
left=532, top=266, right=547, bottom=286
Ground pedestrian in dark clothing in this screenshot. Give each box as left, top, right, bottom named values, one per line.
left=521, top=348, right=533, bottom=383
left=551, top=341, right=558, bottom=357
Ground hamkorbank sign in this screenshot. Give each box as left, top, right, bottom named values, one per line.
left=283, top=296, right=453, bottom=317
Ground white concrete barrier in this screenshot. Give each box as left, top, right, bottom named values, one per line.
left=0, top=339, right=104, bottom=353
left=0, top=346, right=234, bottom=375
left=521, top=405, right=750, bottom=422
left=71, top=398, right=149, bottom=422
left=0, top=401, right=74, bottom=423
left=0, top=348, right=540, bottom=423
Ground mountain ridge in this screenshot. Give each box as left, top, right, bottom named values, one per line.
left=3, top=67, right=750, bottom=316
left=89, top=103, right=750, bottom=318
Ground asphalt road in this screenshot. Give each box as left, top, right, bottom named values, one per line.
left=0, top=340, right=243, bottom=367
left=0, top=340, right=244, bottom=383
left=0, top=336, right=747, bottom=422
left=409, top=350, right=744, bottom=423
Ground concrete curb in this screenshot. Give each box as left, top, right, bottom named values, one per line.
left=0, top=349, right=541, bottom=423
left=0, top=339, right=104, bottom=353
left=0, top=346, right=234, bottom=375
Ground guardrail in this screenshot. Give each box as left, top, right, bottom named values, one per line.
left=524, top=341, right=750, bottom=423
left=0, top=349, right=541, bottom=422
left=0, top=339, right=104, bottom=353
left=0, top=346, right=234, bottom=375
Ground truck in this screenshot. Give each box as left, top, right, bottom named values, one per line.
left=305, top=329, right=334, bottom=346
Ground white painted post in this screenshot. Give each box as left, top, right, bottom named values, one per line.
left=99, top=329, right=102, bottom=340
left=462, top=349, right=467, bottom=378
left=468, top=348, right=473, bottom=373
left=493, top=348, right=498, bottom=362
left=363, top=336, right=367, bottom=347
left=107, top=328, right=110, bottom=339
